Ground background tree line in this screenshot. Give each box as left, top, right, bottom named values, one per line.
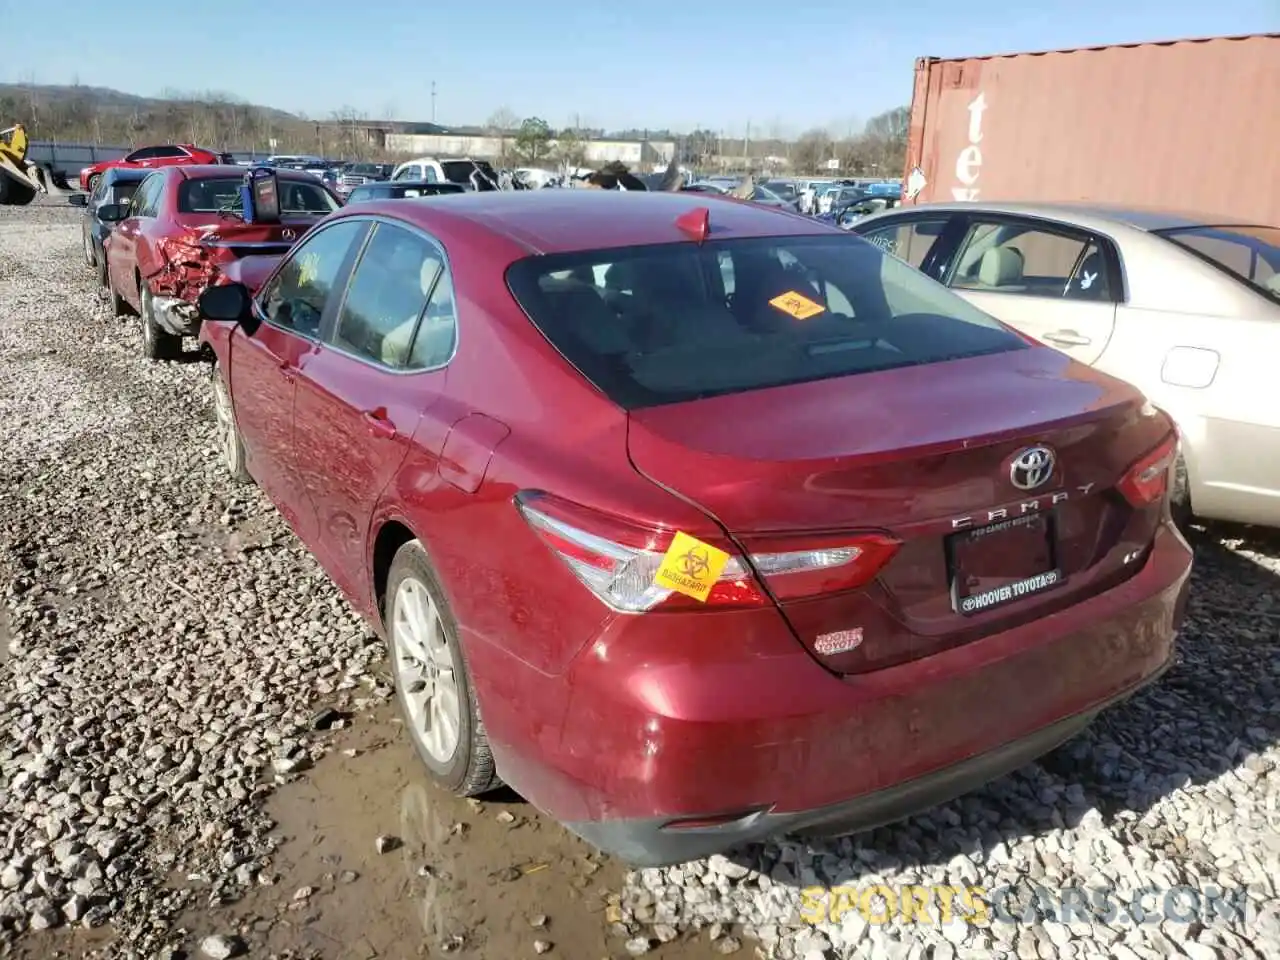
left=2, top=83, right=909, bottom=177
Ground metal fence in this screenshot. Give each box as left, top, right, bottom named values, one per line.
left=24, top=141, right=281, bottom=187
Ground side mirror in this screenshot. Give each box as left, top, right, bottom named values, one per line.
left=98, top=203, right=128, bottom=222
left=68, top=193, right=89, bottom=208
left=198, top=283, right=258, bottom=334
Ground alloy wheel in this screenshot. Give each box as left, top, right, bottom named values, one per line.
left=212, top=375, right=238, bottom=473
left=391, top=576, right=462, bottom=764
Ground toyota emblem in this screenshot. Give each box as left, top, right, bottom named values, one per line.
left=281, top=229, right=296, bottom=241
left=1009, top=445, right=1056, bottom=491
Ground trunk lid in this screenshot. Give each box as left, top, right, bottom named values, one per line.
left=179, top=216, right=320, bottom=258
left=626, top=347, right=1174, bottom=673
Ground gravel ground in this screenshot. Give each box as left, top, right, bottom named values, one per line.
left=2, top=196, right=1279, bottom=960
left=0, top=199, right=385, bottom=956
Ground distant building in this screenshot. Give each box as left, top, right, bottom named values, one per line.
left=386, top=132, right=674, bottom=167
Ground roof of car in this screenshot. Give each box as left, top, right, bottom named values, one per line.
left=353, top=190, right=827, bottom=254
left=104, top=167, right=150, bottom=182
left=351, top=181, right=464, bottom=191
left=892, top=200, right=1269, bottom=232
left=170, top=165, right=328, bottom=183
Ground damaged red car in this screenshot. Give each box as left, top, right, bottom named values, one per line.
left=195, top=191, right=1192, bottom=867
left=100, top=166, right=340, bottom=360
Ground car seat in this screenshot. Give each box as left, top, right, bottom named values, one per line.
left=972, top=247, right=1026, bottom=291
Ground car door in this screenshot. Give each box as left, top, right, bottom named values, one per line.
left=940, top=215, right=1120, bottom=366
left=292, top=219, right=457, bottom=601
left=107, top=172, right=163, bottom=300
left=230, top=219, right=370, bottom=526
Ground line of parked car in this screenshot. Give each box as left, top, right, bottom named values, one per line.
left=57, top=158, right=1276, bottom=869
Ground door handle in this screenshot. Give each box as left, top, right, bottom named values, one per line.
left=362, top=409, right=397, bottom=439
left=1043, top=329, right=1091, bottom=347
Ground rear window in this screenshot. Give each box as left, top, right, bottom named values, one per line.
left=1155, top=225, right=1280, bottom=303
left=178, top=177, right=340, bottom=215
left=506, top=234, right=1028, bottom=409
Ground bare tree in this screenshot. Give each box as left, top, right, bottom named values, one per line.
left=792, top=128, right=833, bottom=174
left=485, top=108, right=519, bottom=165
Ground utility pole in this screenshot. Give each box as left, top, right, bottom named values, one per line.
left=431, top=82, right=437, bottom=123
left=744, top=121, right=751, bottom=173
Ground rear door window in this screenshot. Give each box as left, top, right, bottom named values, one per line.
left=330, top=223, right=456, bottom=369
left=948, top=220, right=1114, bottom=301
left=506, top=234, right=1027, bottom=409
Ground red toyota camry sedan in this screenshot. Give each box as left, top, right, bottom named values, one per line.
left=196, top=191, right=1192, bottom=867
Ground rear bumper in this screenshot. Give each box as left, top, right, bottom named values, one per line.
left=479, top=524, right=1192, bottom=867
left=564, top=664, right=1168, bottom=866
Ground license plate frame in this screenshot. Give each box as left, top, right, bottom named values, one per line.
left=947, top=511, right=1064, bottom=616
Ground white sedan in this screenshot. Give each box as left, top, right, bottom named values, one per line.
left=851, top=201, right=1280, bottom=529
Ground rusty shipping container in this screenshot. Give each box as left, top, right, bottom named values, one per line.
left=902, top=33, right=1280, bottom=224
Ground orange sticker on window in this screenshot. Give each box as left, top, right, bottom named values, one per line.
left=769, top=290, right=825, bottom=320
left=654, top=531, right=731, bottom=602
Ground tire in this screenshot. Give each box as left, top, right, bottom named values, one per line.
left=1171, top=453, right=1193, bottom=530
left=140, top=284, right=181, bottom=361
left=0, top=173, right=36, bottom=207
left=211, top=366, right=251, bottom=484
left=83, top=231, right=96, bottom=268
left=96, top=249, right=109, bottom=291
left=386, top=541, right=500, bottom=797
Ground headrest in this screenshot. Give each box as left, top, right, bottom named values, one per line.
left=978, top=247, right=1024, bottom=286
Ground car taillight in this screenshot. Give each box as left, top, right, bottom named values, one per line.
left=736, top=532, right=900, bottom=601
left=515, top=492, right=899, bottom=613
left=1117, top=434, right=1178, bottom=507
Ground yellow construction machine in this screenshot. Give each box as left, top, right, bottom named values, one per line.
left=0, top=124, right=46, bottom=206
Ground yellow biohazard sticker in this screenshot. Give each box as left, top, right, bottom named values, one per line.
left=769, top=290, right=826, bottom=320
left=296, top=251, right=321, bottom=286
left=654, top=531, right=731, bottom=602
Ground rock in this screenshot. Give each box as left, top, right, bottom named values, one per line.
left=375, top=834, right=402, bottom=854
left=0, top=864, right=23, bottom=890
left=200, top=933, right=246, bottom=959
left=625, top=936, right=654, bottom=956
left=533, top=940, right=553, bottom=954
left=1180, top=945, right=1220, bottom=960
left=27, top=898, right=60, bottom=930
left=714, top=936, right=743, bottom=955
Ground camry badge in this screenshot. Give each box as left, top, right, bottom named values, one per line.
left=1009, top=446, right=1056, bottom=491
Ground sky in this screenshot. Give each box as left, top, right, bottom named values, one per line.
left=1, top=0, right=1275, bottom=134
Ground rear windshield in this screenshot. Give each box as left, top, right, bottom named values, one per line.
left=178, top=178, right=340, bottom=215
left=506, top=234, right=1028, bottom=408
left=1155, top=225, right=1280, bottom=303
